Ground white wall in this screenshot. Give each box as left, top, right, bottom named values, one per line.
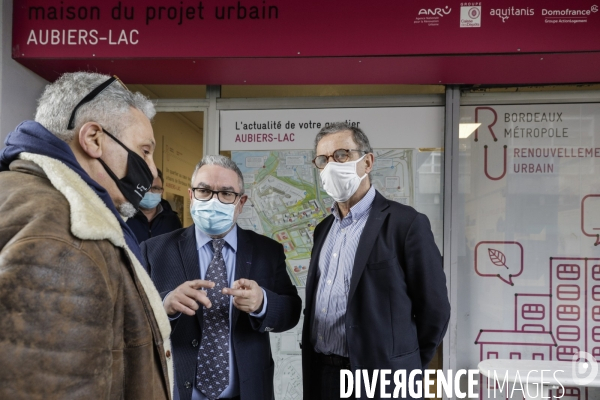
left=0, top=0, right=48, bottom=149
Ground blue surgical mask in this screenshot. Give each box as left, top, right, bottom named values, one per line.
left=191, top=198, right=236, bottom=236
left=139, top=192, right=162, bottom=209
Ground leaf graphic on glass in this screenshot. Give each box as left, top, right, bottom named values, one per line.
left=488, top=248, right=509, bottom=269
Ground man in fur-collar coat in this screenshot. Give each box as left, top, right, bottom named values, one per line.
left=0, top=72, right=173, bottom=399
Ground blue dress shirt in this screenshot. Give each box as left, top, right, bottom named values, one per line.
left=312, top=186, right=375, bottom=357
left=172, top=225, right=267, bottom=400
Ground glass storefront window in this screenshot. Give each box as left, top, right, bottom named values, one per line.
left=456, top=98, right=600, bottom=400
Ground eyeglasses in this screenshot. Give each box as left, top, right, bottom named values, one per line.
left=149, top=186, right=164, bottom=194
left=312, top=149, right=367, bottom=169
left=67, top=75, right=129, bottom=130
left=192, top=188, right=241, bottom=204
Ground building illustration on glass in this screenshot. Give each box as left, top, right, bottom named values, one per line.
left=475, top=257, right=600, bottom=400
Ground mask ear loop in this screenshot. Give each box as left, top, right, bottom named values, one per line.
left=97, top=157, right=122, bottom=184
left=355, top=154, right=369, bottom=181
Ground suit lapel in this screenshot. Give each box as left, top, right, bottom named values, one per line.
left=347, top=192, right=389, bottom=305
left=305, top=215, right=334, bottom=323
left=232, top=226, right=253, bottom=330
left=178, top=225, right=203, bottom=327
left=179, top=225, right=201, bottom=281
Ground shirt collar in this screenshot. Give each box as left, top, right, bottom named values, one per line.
left=331, top=185, right=376, bottom=222
left=194, top=224, right=238, bottom=252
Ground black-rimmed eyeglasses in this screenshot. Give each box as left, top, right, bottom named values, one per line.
left=192, top=188, right=241, bottom=204
left=312, top=149, right=367, bottom=169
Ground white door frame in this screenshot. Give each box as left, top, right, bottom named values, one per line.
left=152, top=87, right=216, bottom=156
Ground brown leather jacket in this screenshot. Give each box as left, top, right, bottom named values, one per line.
left=0, top=155, right=173, bottom=400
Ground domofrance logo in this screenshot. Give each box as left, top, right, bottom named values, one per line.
left=572, top=351, right=598, bottom=385
left=542, top=5, right=598, bottom=24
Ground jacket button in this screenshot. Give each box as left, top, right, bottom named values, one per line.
left=192, top=339, right=199, bottom=347
left=184, top=381, right=192, bottom=389
left=165, top=350, right=171, bottom=358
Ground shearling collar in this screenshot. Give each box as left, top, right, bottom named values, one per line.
left=17, top=152, right=174, bottom=398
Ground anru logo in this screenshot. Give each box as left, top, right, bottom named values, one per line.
left=419, top=6, right=452, bottom=17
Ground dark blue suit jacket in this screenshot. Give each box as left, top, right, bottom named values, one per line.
left=127, top=199, right=182, bottom=243
left=301, top=191, right=451, bottom=399
left=142, top=225, right=302, bottom=400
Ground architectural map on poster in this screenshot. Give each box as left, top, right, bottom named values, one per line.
left=370, top=149, right=413, bottom=206
left=233, top=150, right=330, bottom=287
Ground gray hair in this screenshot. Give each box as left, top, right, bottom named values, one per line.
left=314, top=122, right=373, bottom=154
left=35, top=72, right=155, bottom=142
left=191, top=155, right=245, bottom=194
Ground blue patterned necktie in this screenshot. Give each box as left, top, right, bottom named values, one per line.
left=196, top=239, right=230, bottom=400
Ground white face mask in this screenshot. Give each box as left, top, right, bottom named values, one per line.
left=319, top=155, right=367, bottom=203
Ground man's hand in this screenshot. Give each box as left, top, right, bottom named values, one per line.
left=223, top=278, right=264, bottom=313
left=164, top=280, right=214, bottom=316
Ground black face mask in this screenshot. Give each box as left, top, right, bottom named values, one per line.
left=97, top=129, right=154, bottom=209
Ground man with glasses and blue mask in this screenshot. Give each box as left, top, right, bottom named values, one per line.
left=301, top=122, right=451, bottom=400
left=0, top=72, right=173, bottom=399
left=142, top=154, right=301, bottom=400
left=127, top=168, right=182, bottom=243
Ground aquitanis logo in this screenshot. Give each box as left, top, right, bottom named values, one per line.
left=490, top=6, right=534, bottom=22
left=474, top=107, right=508, bottom=181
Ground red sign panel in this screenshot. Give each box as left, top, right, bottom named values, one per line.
left=11, top=0, right=600, bottom=84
